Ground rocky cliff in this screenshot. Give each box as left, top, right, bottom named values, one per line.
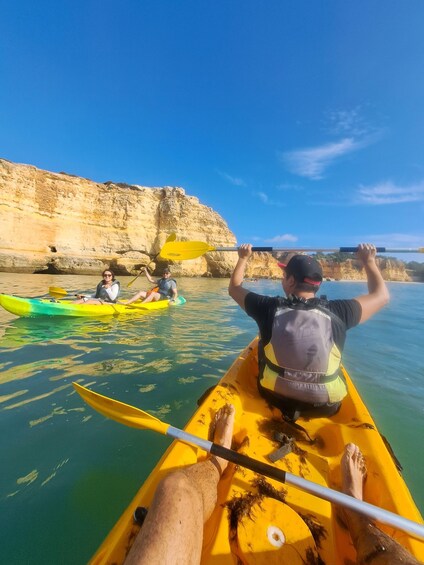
left=273, top=252, right=411, bottom=282
left=0, top=158, right=237, bottom=276
left=0, top=158, right=412, bottom=281
left=320, top=258, right=410, bottom=282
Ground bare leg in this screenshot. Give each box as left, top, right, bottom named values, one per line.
left=141, top=292, right=161, bottom=303
left=126, top=291, right=148, bottom=305
left=341, top=443, right=421, bottom=565
left=125, top=404, right=235, bottom=565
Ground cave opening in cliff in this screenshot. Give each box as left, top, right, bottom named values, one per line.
left=33, top=262, right=63, bottom=275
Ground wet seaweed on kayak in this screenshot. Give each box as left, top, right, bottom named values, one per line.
left=299, top=513, right=327, bottom=550
left=219, top=382, right=239, bottom=397
left=349, top=421, right=375, bottom=430
left=305, top=547, right=326, bottom=565
left=257, top=417, right=315, bottom=444
left=292, top=443, right=308, bottom=466
left=225, top=491, right=264, bottom=536
left=381, top=434, right=403, bottom=473
left=335, top=507, right=349, bottom=531
left=196, top=385, right=216, bottom=406
left=124, top=525, right=141, bottom=561
left=196, top=412, right=206, bottom=427
left=252, top=476, right=287, bottom=502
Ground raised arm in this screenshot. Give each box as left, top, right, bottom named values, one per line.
left=354, top=243, right=390, bottom=323
left=144, top=267, right=155, bottom=284
left=170, top=281, right=178, bottom=300
left=228, top=244, right=252, bottom=311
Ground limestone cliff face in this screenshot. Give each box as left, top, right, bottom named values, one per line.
left=247, top=253, right=411, bottom=282
left=0, top=158, right=237, bottom=276
left=242, top=252, right=283, bottom=279
left=321, top=258, right=411, bottom=282
left=0, top=158, right=413, bottom=281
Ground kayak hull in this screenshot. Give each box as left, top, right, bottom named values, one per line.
left=0, top=294, right=186, bottom=318
left=90, top=338, right=424, bottom=564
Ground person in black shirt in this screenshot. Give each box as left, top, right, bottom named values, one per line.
left=229, top=243, right=389, bottom=420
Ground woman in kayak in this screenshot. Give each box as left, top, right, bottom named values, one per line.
left=75, top=269, right=121, bottom=304
left=126, top=267, right=178, bottom=305
left=229, top=243, right=389, bottom=421
left=124, top=406, right=420, bottom=565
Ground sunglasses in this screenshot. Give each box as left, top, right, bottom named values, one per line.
left=104, top=273, right=113, bottom=277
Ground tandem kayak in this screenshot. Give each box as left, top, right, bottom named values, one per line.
left=89, top=338, right=424, bottom=564
left=0, top=294, right=186, bottom=318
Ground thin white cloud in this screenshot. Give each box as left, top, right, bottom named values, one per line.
left=217, top=170, right=246, bottom=186
left=281, top=137, right=364, bottom=180
left=252, top=191, right=285, bottom=208
left=255, top=191, right=268, bottom=203
left=326, top=107, right=371, bottom=137
left=276, top=182, right=304, bottom=192
left=264, top=234, right=298, bottom=243
left=357, top=181, right=424, bottom=205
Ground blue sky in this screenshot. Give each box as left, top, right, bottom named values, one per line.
left=1, top=1, right=423, bottom=262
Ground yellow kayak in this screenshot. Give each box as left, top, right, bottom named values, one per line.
left=90, top=338, right=424, bottom=564
left=0, top=294, right=186, bottom=317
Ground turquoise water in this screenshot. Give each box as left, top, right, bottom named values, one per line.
left=0, top=273, right=423, bottom=564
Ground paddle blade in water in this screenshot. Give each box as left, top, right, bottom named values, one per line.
left=159, top=241, right=216, bottom=260
left=73, top=383, right=169, bottom=435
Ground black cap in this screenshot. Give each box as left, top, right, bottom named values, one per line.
left=278, top=255, right=323, bottom=286
left=163, top=268, right=171, bottom=274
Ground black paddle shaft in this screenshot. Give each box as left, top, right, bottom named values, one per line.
left=211, top=443, right=287, bottom=483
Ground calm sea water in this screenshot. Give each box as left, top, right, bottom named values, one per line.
left=1, top=273, right=423, bottom=564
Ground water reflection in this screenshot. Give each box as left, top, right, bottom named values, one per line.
left=1, top=274, right=423, bottom=565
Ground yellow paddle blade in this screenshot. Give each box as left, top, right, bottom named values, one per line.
left=159, top=240, right=217, bottom=260
left=73, top=382, right=170, bottom=435
left=49, top=286, right=67, bottom=296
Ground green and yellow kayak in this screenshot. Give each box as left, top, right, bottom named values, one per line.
left=0, top=294, right=186, bottom=318
left=90, top=338, right=424, bottom=564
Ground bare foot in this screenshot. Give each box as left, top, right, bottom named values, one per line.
left=341, top=445, right=422, bottom=565
left=341, top=443, right=367, bottom=500
left=211, top=404, right=235, bottom=475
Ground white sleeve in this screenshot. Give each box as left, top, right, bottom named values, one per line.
left=105, top=284, right=120, bottom=301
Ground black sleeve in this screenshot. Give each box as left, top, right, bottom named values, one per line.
left=328, top=299, right=362, bottom=330
left=245, top=292, right=279, bottom=343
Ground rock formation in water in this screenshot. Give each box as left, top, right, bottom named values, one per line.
left=0, top=158, right=412, bottom=281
